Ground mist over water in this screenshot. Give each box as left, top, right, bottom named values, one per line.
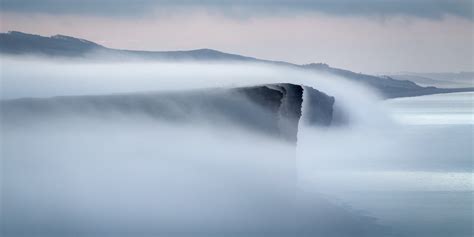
left=1, top=58, right=472, bottom=236
left=297, top=92, right=473, bottom=237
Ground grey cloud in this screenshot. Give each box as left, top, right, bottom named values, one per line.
left=1, top=0, right=473, bottom=20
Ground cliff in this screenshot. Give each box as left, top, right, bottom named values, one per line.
left=1, top=83, right=335, bottom=143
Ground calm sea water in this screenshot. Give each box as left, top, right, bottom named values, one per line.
left=386, top=92, right=473, bottom=125
left=319, top=92, right=473, bottom=237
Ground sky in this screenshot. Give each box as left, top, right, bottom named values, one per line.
left=0, top=0, right=473, bottom=73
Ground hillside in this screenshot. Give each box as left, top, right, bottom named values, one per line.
left=1, top=31, right=472, bottom=98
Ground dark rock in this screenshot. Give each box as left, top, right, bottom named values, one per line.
left=302, top=86, right=335, bottom=126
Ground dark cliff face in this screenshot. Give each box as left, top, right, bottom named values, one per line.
left=237, top=84, right=304, bottom=142
left=1, top=83, right=335, bottom=143
left=302, top=86, right=335, bottom=126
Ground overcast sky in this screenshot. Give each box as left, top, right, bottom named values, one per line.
left=1, top=0, right=473, bottom=73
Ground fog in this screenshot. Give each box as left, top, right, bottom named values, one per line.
left=1, top=57, right=472, bottom=236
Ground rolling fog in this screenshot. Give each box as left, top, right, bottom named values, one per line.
left=1, top=58, right=472, bottom=236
